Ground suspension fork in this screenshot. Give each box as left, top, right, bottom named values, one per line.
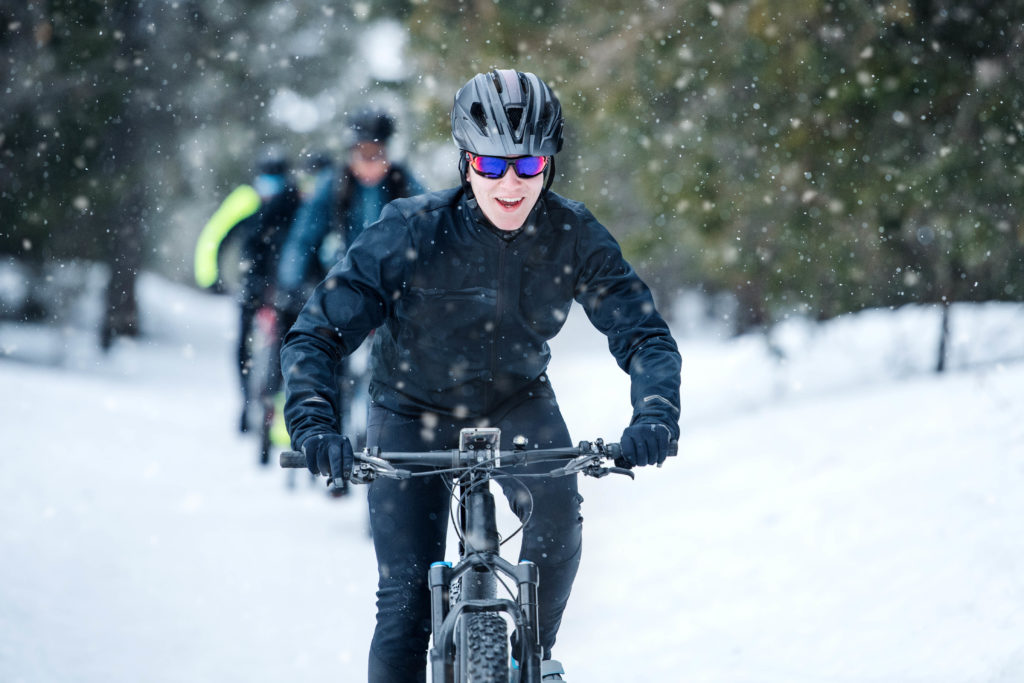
left=430, top=472, right=544, bottom=681
left=461, top=474, right=543, bottom=679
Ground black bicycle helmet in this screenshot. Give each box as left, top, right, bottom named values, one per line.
left=348, top=109, right=396, bottom=144
left=451, top=69, right=564, bottom=157
left=256, top=149, right=289, bottom=176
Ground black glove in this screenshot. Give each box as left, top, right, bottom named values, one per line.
left=302, top=433, right=354, bottom=481
left=618, top=422, right=674, bottom=468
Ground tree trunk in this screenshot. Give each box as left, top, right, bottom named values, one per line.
left=100, top=220, right=142, bottom=350
left=935, top=300, right=950, bottom=373
left=99, top=2, right=151, bottom=351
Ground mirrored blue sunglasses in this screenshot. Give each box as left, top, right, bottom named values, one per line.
left=467, top=153, right=548, bottom=179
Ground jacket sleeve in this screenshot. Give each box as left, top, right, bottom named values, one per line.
left=194, top=184, right=261, bottom=288
left=280, top=204, right=413, bottom=448
left=572, top=211, right=682, bottom=439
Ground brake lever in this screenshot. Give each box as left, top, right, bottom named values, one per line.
left=347, top=452, right=413, bottom=483
left=582, top=463, right=636, bottom=480
left=548, top=454, right=635, bottom=480
left=547, top=455, right=601, bottom=478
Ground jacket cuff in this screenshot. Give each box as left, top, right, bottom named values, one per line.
left=630, top=412, right=680, bottom=441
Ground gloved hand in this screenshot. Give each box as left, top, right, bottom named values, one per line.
left=618, top=422, right=674, bottom=468
left=302, top=433, right=354, bottom=481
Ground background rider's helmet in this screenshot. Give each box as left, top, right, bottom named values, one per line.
left=451, top=69, right=564, bottom=157
left=256, top=149, right=289, bottom=176
left=347, top=109, right=396, bottom=145
left=253, top=149, right=290, bottom=199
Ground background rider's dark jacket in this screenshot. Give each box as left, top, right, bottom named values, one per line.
left=276, top=163, right=422, bottom=308
left=281, top=187, right=681, bottom=449
left=239, top=179, right=301, bottom=306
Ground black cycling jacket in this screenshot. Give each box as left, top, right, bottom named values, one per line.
left=281, top=187, right=681, bottom=449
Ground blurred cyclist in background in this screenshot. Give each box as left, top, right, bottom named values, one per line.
left=273, top=110, right=424, bottom=452
left=277, top=109, right=425, bottom=316
left=194, top=150, right=301, bottom=432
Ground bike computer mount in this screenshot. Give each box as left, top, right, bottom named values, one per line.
left=459, top=427, right=501, bottom=467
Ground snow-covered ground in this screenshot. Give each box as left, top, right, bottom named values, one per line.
left=2, top=272, right=1022, bottom=682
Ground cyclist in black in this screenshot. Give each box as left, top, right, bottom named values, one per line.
left=195, top=151, right=300, bottom=432
left=281, top=70, right=681, bottom=682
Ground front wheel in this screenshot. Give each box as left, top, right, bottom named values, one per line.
left=461, top=612, right=508, bottom=682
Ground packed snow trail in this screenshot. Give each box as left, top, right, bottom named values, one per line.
left=2, top=274, right=1022, bottom=682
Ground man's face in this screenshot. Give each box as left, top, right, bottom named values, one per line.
left=350, top=142, right=389, bottom=186
left=466, top=155, right=545, bottom=232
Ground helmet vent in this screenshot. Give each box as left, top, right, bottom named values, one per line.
left=506, top=106, right=523, bottom=130
left=538, top=102, right=552, bottom=128
left=470, top=102, right=489, bottom=133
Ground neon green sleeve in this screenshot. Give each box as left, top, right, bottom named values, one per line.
left=193, top=184, right=261, bottom=288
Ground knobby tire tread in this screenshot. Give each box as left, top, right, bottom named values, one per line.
left=465, top=612, right=508, bottom=682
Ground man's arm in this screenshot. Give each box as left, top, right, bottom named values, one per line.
left=573, top=216, right=682, bottom=439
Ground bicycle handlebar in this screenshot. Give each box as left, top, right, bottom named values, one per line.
left=280, top=438, right=677, bottom=483
left=280, top=450, right=308, bottom=468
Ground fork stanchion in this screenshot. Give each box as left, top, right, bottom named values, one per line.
left=514, top=560, right=543, bottom=682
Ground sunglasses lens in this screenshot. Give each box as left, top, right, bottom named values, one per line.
left=470, top=155, right=509, bottom=178
left=469, top=154, right=548, bottom=179
left=513, top=156, right=547, bottom=177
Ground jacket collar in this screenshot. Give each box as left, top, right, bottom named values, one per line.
left=462, top=191, right=545, bottom=242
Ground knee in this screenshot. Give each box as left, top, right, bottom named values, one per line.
left=521, top=492, right=584, bottom=566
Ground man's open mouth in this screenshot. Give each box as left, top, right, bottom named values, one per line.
left=496, top=197, right=523, bottom=209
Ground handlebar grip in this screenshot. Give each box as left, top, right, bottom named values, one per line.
left=280, top=450, right=306, bottom=468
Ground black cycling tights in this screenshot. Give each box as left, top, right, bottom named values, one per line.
left=364, top=391, right=584, bottom=683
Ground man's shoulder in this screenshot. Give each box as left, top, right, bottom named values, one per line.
left=541, top=191, right=595, bottom=223
left=536, top=192, right=608, bottom=242
left=365, top=189, right=462, bottom=253
left=386, top=187, right=460, bottom=220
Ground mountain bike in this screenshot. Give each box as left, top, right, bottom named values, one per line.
left=248, top=300, right=280, bottom=466
left=282, top=427, right=672, bottom=682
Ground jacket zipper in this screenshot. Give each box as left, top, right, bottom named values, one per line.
left=488, top=242, right=509, bottom=411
